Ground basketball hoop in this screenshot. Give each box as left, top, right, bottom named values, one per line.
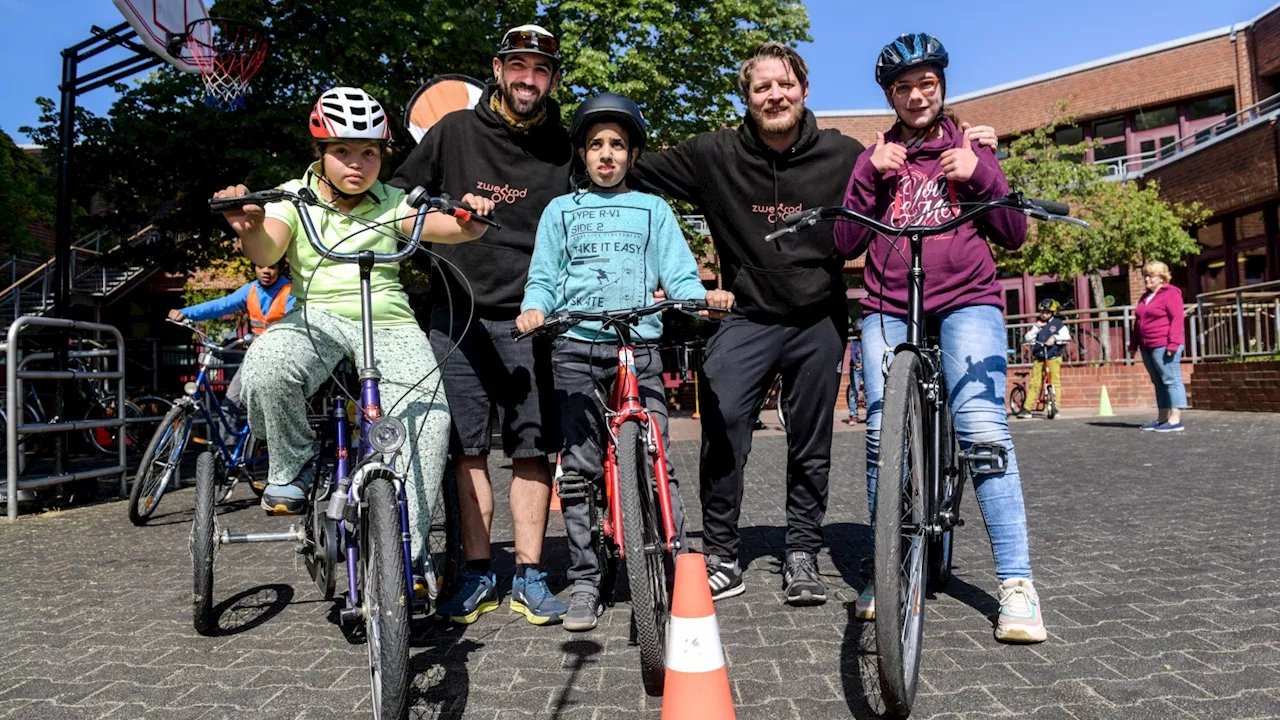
left=179, top=17, right=268, bottom=111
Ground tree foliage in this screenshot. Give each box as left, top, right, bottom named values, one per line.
left=0, top=127, right=56, bottom=257
left=21, top=0, right=808, bottom=271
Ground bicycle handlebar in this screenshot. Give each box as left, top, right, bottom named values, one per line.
left=510, top=299, right=722, bottom=341
left=208, top=187, right=501, bottom=265
left=166, top=317, right=252, bottom=353
left=764, top=192, right=1088, bottom=243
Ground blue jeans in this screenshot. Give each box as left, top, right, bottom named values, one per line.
left=1140, top=346, right=1187, bottom=409
left=862, top=306, right=1033, bottom=581
left=849, top=361, right=863, bottom=417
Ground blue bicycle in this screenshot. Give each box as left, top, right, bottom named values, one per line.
left=127, top=320, right=265, bottom=526
left=194, top=186, right=485, bottom=720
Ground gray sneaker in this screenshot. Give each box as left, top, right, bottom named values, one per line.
left=782, top=550, right=827, bottom=606
left=563, top=588, right=603, bottom=632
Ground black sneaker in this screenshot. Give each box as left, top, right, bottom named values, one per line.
left=563, top=588, right=603, bottom=632
left=706, top=554, right=745, bottom=601
left=782, top=550, right=827, bottom=606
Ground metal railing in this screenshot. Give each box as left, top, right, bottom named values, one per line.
left=1097, top=92, right=1280, bottom=180
left=1194, top=279, right=1280, bottom=360
left=5, top=316, right=127, bottom=521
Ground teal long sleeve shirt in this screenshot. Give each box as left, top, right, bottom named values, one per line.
left=522, top=190, right=707, bottom=343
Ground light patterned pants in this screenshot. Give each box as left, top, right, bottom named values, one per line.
left=1023, top=357, right=1062, bottom=411
left=240, top=308, right=450, bottom=563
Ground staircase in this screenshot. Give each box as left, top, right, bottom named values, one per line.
left=1, top=225, right=162, bottom=324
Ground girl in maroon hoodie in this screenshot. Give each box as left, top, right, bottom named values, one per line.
left=833, top=33, right=1045, bottom=643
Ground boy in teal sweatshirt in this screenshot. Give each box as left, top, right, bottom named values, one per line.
left=517, top=94, right=733, bottom=631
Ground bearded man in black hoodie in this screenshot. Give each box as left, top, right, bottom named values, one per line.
left=389, top=25, right=573, bottom=625
left=629, top=42, right=998, bottom=606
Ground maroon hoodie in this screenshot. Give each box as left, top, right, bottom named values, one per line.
left=1131, top=284, right=1185, bottom=353
left=833, top=117, right=1027, bottom=316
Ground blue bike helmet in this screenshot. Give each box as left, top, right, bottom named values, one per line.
left=875, top=33, right=949, bottom=88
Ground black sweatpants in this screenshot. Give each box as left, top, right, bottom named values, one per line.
left=698, top=314, right=844, bottom=561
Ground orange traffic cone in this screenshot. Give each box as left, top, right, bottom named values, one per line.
left=662, top=553, right=735, bottom=719
left=549, top=454, right=563, bottom=513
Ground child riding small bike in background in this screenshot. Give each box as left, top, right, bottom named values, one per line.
left=1015, top=298, right=1070, bottom=419
left=167, top=259, right=295, bottom=416
left=516, top=93, right=733, bottom=630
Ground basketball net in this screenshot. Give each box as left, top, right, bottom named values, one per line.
left=184, top=18, right=268, bottom=111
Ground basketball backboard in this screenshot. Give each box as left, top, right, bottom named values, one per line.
left=113, top=0, right=208, bottom=74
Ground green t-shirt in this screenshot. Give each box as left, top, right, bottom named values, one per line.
left=263, top=163, right=417, bottom=327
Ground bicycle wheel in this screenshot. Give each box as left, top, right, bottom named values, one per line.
left=191, top=451, right=218, bottom=635
left=129, top=403, right=192, bottom=525
left=616, top=419, right=669, bottom=696
left=1007, top=385, right=1026, bottom=416
left=874, top=352, right=928, bottom=718
left=361, top=474, right=410, bottom=720
left=133, top=395, right=173, bottom=447
left=1046, top=385, right=1058, bottom=420
left=85, top=399, right=145, bottom=455
left=927, top=397, right=963, bottom=593
left=425, top=464, right=462, bottom=604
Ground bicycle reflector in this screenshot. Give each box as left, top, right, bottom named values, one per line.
left=368, top=417, right=407, bottom=455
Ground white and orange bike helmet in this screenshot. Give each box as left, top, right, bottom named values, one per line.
left=308, top=87, right=392, bottom=143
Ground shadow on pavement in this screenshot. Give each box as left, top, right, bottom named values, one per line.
left=840, top=602, right=887, bottom=718
left=549, top=639, right=604, bottom=719
left=1086, top=421, right=1145, bottom=429
left=408, top=624, right=478, bottom=720
left=210, top=583, right=294, bottom=637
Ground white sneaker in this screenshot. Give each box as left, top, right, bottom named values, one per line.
left=995, top=578, right=1047, bottom=643
left=854, top=584, right=875, bottom=620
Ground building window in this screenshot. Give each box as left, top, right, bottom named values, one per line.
left=1197, top=222, right=1225, bottom=249
left=1236, top=246, right=1267, bottom=285
left=1187, top=93, right=1235, bottom=121
left=1134, top=106, right=1178, bottom=131
left=1238, top=210, right=1266, bottom=241
left=1199, top=259, right=1227, bottom=293
left=1093, top=118, right=1125, bottom=139
left=1053, top=126, right=1084, bottom=163
left=1093, top=141, right=1128, bottom=162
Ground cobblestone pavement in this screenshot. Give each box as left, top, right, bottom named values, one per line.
left=2, top=411, right=1279, bottom=720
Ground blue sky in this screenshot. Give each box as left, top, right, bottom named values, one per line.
left=0, top=0, right=1272, bottom=142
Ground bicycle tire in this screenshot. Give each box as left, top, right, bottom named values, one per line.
left=85, top=399, right=145, bottom=455
left=129, top=403, right=192, bottom=525
left=874, top=352, right=928, bottom=718
left=616, top=419, right=669, bottom=696
left=362, top=474, right=410, bottom=720
left=426, top=464, right=462, bottom=603
left=1007, top=385, right=1026, bottom=416
left=927, top=395, right=963, bottom=593
left=191, top=451, right=218, bottom=635
left=774, top=376, right=787, bottom=430
left=1046, top=385, right=1058, bottom=420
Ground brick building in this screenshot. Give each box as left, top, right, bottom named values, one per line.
left=815, top=2, right=1280, bottom=315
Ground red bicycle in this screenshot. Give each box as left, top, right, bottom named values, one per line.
left=514, top=299, right=713, bottom=695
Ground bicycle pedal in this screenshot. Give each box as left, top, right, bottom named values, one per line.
left=960, top=442, right=1008, bottom=475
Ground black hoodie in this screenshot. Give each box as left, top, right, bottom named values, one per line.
left=629, top=110, right=864, bottom=326
left=390, top=86, right=573, bottom=318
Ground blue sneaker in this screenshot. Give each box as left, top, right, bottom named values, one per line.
left=261, top=465, right=313, bottom=515
left=510, top=568, right=566, bottom=625
left=1154, top=422, right=1185, bottom=433
left=1139, top=421, right=1161, bottom=431
left=436, top=570, right=499, bottom=624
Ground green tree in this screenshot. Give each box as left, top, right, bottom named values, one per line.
left=1000, top=104, right=1210, bottom=359
left=0, top=127, right=56, bottom=257
left=21, top=0, right=808, bottom=272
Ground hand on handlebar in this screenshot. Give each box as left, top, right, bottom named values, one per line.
left=516, top=309, right=545, bottom=335
left=212, top=184, right=265, bottom=235
left=167, top=309, right=187, bottom=323
left=455, top=193, right=497, bottom=239
left=701, top=290, right=734, bottom=319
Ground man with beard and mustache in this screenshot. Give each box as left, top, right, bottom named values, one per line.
left=628, top=41, right=999, bottom=606
left=390, top=24, right=572, bottom=626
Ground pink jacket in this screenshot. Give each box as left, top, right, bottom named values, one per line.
left=1131, top=284, right=1185, bottom=353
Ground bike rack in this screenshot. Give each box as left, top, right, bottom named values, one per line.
left=5, top=316, right=128, bottom=520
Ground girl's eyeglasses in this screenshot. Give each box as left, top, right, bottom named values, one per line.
left=890, top=78, right=940, bottom=99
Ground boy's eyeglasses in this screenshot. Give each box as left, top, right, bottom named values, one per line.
left=499, top=29, right=560, bottom=60
left=890, top=78, right=940, bottom=99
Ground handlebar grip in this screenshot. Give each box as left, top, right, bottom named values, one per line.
left=452, top=204, right=502, bottom=229
left=782, top=209, right=812, bottom=226
left=209, top=190, right=287, bottom=213
left=1027, top=198, right=1070, bottom=216
left=764, top=226, right=794, bottom=243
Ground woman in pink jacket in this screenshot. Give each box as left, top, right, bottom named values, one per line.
left=1130, top=261, right=1187, bottom=432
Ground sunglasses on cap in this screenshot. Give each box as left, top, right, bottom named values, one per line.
left=499, top=29, right=560, bottom=60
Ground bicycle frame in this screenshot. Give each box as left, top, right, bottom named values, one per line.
left=601, top=327, right=680, bottom=557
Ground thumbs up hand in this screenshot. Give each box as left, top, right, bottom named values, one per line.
left=870, top=132, right=907, bottom=175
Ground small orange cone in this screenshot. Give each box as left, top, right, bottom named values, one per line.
left=549, top=454, right=562, bottom=512
left=662, top=553, right=735, bottom=719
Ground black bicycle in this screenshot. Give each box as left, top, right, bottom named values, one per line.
left=767, top=192, right=1083, bottom=718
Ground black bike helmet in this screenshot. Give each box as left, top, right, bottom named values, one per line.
left=875, top=33, right=949, bottom=89
left=569, top=93, right=648, bottom=153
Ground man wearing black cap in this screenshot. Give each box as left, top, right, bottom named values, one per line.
left=390, top=24, right=572, bottom=626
